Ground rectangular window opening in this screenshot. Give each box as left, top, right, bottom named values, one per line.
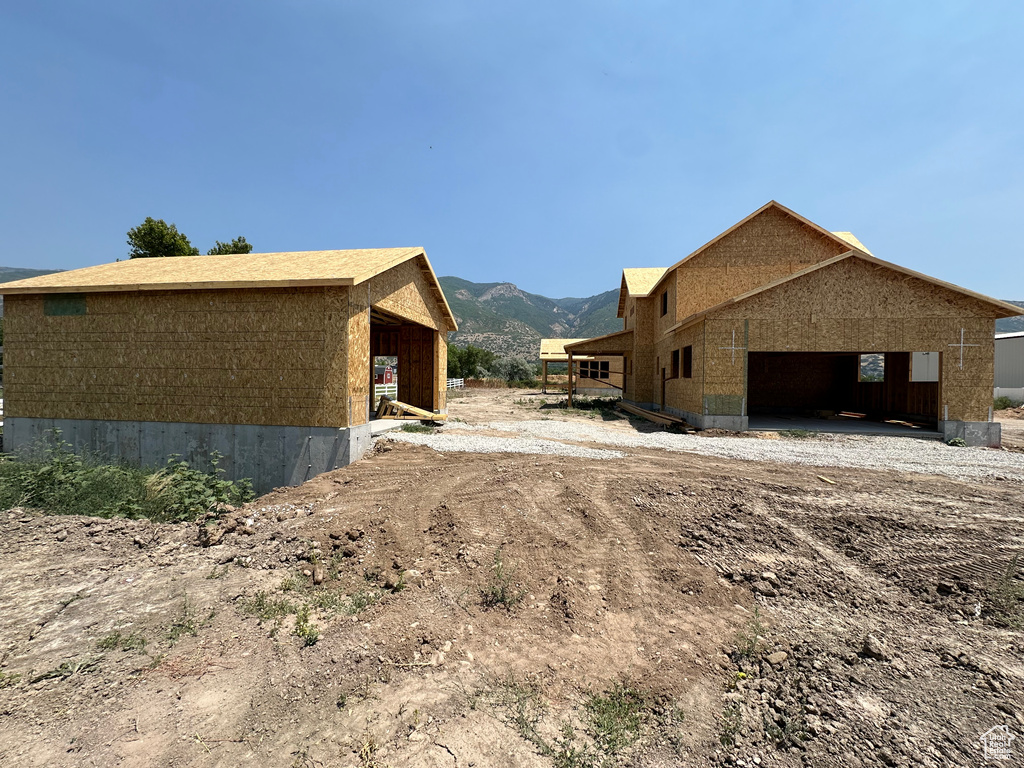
left=660, top=291, right=668, bottom=317
left=44, top=293, right=87, bottom=317
left=859, top=353, right=885, bottom=383
left=670, top=349, right=680, bottom=379
left=683, top=345, right=693, bottom=379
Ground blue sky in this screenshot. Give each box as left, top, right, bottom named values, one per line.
left=2, top=1, right=1022, bottom=299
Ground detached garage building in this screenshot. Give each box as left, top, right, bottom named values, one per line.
left=566, top=202, right=1022, bottom=446
left=995, top=331, right=1024, bottom=401
left=0, top=248, right=456, bottom=492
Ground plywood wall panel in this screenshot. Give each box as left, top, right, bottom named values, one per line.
left=369, top=258, right=449, bottom=331
left=706, top=259, right=999, bottom=421
left=3, top=287, right=351, bottom=427
left=675, top=206, right=848, bottom=320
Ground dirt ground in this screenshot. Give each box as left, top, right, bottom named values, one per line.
left=1, top=390, right=1022, bottom=767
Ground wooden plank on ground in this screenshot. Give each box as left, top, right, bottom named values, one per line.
left=616, top=402, right=693, bottom=429
left=376, top=396, right=447, bottom=422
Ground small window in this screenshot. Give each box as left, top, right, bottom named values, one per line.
left=911, top=352, right=939, bottom=382
left=859, top=353, right=885, bottom=382
left=44, top=293, right=87, bottom=316
left=660, top=291, right=668, bottom=317
left=670, top=349, right=680, bottom=379
left=683, top=345, right=693, bottom=379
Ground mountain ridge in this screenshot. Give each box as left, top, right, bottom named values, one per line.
left=439, top=276, right=621, bottom=359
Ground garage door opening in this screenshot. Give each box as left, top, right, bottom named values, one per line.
left=747, top=352, right=940, bottom=434
left=369, top=307, right=439, bottom=417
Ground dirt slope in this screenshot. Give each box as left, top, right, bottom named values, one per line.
left=1, top=420, right=1023, bottom=766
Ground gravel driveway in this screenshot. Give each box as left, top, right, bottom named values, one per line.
left=387, top=419, right=1024, bottom=482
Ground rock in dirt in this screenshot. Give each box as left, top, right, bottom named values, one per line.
left=766, top=651, right=788, bottom=666
left=862, top=633, right=891, bottom=661
left=313, top=565, right=326, bottom=585
left=751, top=580, right=777, bottom=597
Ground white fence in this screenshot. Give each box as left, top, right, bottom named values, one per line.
left=447, top=378, right=465, bottom=389
left=995, top=387, right=1024, bottom=402
left=373, top=383, right=397, bottom=407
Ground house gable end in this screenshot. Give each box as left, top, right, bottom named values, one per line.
left=675, top=203, right=852, bottom=320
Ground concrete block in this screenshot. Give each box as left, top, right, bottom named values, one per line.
left=940, top=420, right=1001, bottom=448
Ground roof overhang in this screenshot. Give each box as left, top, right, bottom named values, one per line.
left=564, top=328, right=634, bottom=356
left=0, top=247, right=458, bottom=332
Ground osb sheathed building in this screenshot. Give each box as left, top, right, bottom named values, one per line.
left=538, top=339, right=624, bottom=396
left=0, top=248, right=456, bottom=492
left=566, top=202, right=1022, bottom=446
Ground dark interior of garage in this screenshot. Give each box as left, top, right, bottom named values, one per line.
left=747, top=352, right=939, bottom=426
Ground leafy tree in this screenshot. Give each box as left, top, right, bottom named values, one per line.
left=127, top=218, right=200, bottom=259
left=489, top=357, right=534, bottom=384
left=208, top=236, right=253, bottom=255
left=447, top=344, right=496, bottom=379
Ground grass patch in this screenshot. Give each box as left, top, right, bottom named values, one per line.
left=585, top=682, right=649, bottom=755
left=542, top=396, right=622, bottom=420
left=0, top=671, right=21, bottom=689
left=400, top=423, right=437, bottom=433
left=474, top=676, right=655, bottom=766
left=0, top=431, right=253, bottom=522
left=719, top=701, right=742, bottom=747
left=166, top=594, right=213, bottom=644
left=29, top=657, right=102, bottom=683
left=480, top=548, right=527, bottom=610
left=96, top=630, right=147, bottom=653
left=736, top=606, right=766, bottom=659
left=987, top=553, right=1024, bottom=628
left=293, top=604, right=320, bottom=646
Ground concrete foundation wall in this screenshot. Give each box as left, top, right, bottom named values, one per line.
left=939, top=420, right=1001, bottom=448
left=625, top=399, right=747, bottom=431
left=4, top=417, right=372, bottom=496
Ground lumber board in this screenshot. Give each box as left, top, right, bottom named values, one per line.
left=375, top=396, right=447, bottom=422
left=617, top=401, right=690, bottom=428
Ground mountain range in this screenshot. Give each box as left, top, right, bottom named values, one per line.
left=438, top=277, right=621, bottom=359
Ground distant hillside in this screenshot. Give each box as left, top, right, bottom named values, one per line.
left=997, top=301, right=1024, bottom=334
left=439, top=276, right=621, bottom=359
left=0, top=267, right=62, bottom=315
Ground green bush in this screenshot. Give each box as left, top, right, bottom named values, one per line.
left=994, top=396, right=1023, bottom=410
left=0, top=431, right=253, bottom=522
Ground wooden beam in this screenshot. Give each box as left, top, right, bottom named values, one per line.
left=567, top=352, right=573, bottom=408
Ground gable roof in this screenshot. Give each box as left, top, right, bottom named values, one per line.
left=665, top=250, right=1023, bottom=333
left=617, top=268, right=669, bottom=316
left=831, top=231, right=873, bottom=255
left=540, top=338, right=587, bottom=360
left=645, top=200, right=867, bottom=298
left=0, top=247, right=458, bottom=330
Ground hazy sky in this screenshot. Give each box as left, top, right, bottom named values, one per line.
left=2, top=2, right=1022, bottom=299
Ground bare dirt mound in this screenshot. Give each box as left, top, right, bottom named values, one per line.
left=1, top=440, right=1022, bottom=767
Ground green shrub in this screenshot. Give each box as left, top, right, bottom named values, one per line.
left=0, top=431, right=253, bottom=522
left=994, top=396, right=1023, bottom=410
left=400, top=423, right=436, bottom=433
left=480, top=548, right=527, bottom=610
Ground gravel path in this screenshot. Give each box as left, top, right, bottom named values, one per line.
left=386, top=419, right=1024, bottom=482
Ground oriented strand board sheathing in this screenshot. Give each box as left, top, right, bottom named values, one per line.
left=672, top=205, right=850, bottom=321
left=0, top=248, right=419, bottom=295
left=368, top=258, right=455, bottom=332
left=345, top=286, right=371, bottom=427
left=574, top=202, right=1020, bottom=428
left=707, top=258, right=1001, bottom=420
